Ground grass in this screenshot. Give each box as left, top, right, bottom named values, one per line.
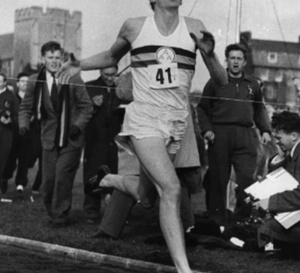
left=1, top=163, right=300, bottom=273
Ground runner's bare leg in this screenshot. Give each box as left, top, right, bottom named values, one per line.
left=129, top=136, right=192, bottom=273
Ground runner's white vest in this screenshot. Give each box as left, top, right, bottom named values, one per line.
left=130, top=16, right=197, bottom=110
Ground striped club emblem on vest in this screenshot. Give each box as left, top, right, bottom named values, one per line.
left=156, top=47, right=176, bottom=64
left=131, top=45, right=196, bottom=71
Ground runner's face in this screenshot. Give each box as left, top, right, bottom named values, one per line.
left=154, top=0, right=182, bottom=9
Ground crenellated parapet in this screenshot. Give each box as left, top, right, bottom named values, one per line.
left=15, top=7, right=81, bottom=23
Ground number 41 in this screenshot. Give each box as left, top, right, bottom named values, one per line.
left=156, top=68, right=172, bottom=85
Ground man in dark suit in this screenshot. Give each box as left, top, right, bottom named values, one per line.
left=254, top=111, right=300, bottom=251
left=83, top=66, right=126, bottom=223
left=19, top=41, right=93, bottom=227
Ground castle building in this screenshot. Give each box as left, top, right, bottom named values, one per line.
left=0, top=33, right=14, bottom=77
left=0, top=6, right=81, bottom=78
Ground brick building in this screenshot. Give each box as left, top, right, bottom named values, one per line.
left=241, top=31, right=300, bottom=110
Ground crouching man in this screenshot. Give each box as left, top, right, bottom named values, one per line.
left=254, top=111, right=300, bottom=254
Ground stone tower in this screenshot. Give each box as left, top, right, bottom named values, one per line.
left=13, top=6, right=82, bottom=76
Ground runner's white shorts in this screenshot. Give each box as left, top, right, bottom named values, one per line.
left=115, top=101, right=188, bottom=154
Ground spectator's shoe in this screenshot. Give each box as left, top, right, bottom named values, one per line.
left=51, top=218, right=69, bottom=229
left=190, top=219, right=222, bottom=237
left=91, top=230, right=115, bottom=239
left=243, top=238, right=264, bottom=252
left=0, top=179, right=8, bottom=194
left=184, top=233, right=200, bottom=248
left=144, top=233, right=199, bottom=248
left=84, top=165, right=112, bottom=198
left=42, top=218, right=54, bottom=228
left=16, top=185, right=24, bottom=193
left=87, top=217, right=101, bottom=224
left=31, top=190, right=40, bottom=195
left=144, top=234, right=166, bottom=246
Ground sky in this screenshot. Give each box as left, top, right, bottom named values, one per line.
left=0, top=0, right=299, bottom=90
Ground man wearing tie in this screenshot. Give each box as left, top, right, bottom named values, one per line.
left=19, top=41, right=93, bottom=227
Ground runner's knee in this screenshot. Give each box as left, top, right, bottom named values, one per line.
left=160, top=183, right=181, bottom=203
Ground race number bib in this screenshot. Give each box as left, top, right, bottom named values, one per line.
left=148, top=63, right=179, bottom=89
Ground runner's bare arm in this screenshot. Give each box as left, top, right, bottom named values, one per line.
left=57, top=18, right=144, bottom=83
left=186, top=18, right=228, bottom=86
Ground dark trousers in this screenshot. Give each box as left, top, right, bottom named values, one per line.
left=97, top=151, right=198, bottom=238
left=2, top=128, right=42, bottom=189
left=0, top=127, right=13, bottom=186
left=99, top=190, right=135, bottom=238
left=207, top=124, right=258, bottom=225
left=98, top=185, right=196, bottom=238
left=14, top=137, right=30, bottom=187
left=42, top=144, right=81, bottom=220
left=31, top=155, right=43, bottom=191
left=83, top=141, right=118, bottom=220
left=82, top=146, right=103, bottom=220
left=258, top=218, right=300, bottom=247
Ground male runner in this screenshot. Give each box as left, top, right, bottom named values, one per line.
left=58, top=1, right=227, bottom=272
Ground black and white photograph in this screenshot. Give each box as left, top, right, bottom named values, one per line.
left=0, top=1, right=300, bottom=272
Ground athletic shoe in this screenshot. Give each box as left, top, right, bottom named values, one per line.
left=84, top=165, right=112, bottom=197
